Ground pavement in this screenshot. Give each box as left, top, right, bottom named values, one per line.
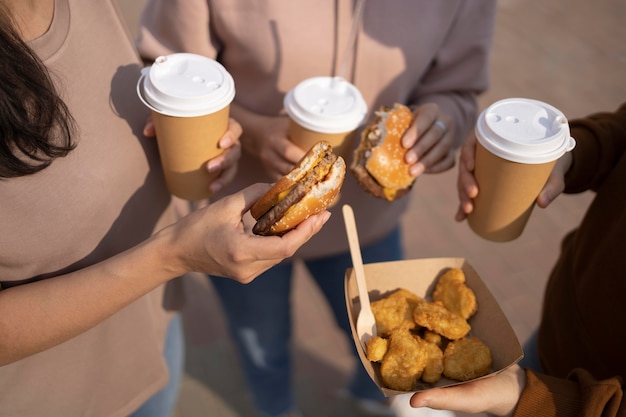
left=118, top=0, right=626, bottom=416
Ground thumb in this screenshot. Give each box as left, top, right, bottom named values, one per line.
left=537, top=172, right=565, bottom=208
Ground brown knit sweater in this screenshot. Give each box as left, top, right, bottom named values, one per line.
left=514, top=103, right=626, bottom=417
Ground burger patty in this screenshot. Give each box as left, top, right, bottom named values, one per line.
left=253, top=151, right=337, bottom=235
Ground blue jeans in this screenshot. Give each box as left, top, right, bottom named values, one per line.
left=519, top=328, right=543, bottom=373
left=131, top=313, right=185, bottom=417
left=210, top=228, right=404, bottom=417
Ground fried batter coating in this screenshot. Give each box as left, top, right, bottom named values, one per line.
left=365, top=336, right=389, bottom=362
left=443, top=337, right=492, bottom=381
left=371, top=288, right=421, bottom=336
left=432, top=268, right=477, bottom=320
left=414, top=336, right=444, bottom=384
left=391, top=288, right=422, bottom=305
left=422, top=329, right=443, bottom=347
left=380, top=328, right=427, bottom=391
left=412, top=300, right=470, bottom=340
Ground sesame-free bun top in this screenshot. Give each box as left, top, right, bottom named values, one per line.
left=351, top=103, right=415, bottom=201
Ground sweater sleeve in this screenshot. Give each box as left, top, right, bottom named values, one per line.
left=410, top=1, right=497, bottom=147
left=514, top=369, right=625, bottom=417
left=564, top=102, right=626, bottom=194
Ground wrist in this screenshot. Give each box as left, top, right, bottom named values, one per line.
left=500, top=365, right=526, bottom=417
left=149, top=224, right=189, bottom=279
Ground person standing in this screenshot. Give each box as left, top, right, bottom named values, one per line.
left=137, top=1, right=496, bottom=416
left=408, top=103, right=626, bottom=416
left=0, top=1, right=328, bottom=416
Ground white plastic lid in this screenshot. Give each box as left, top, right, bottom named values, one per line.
left=475, top=98, right=576, bottom=164
left=284, top=76, right=368, bottom=133
left=137, top=53, right=235, bottom=117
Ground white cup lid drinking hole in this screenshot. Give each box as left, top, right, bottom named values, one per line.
left=137, top=53, right=235, bottom=117
left=284, top=76, right=368, bottom=133
left=476, top=98, right=576, bottom=164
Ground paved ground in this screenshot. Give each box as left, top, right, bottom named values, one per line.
left=118, top=1, right=626, bottom=416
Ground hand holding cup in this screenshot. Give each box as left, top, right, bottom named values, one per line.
left=137, top=53, right=236, bottom=200
left=459, top=98, right=575, bottom=241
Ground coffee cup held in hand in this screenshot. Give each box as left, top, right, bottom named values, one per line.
left=137, top=53, right=235, bottom=200
left=284, top=76, right=367, bottom=163
left=467, top=98, right=576, bottom=242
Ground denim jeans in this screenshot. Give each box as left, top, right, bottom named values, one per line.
left=519, top=328, right=543, bottom=373
left=131, top=313, right=185, bottom=417
left=210, top=227, right=404, bottom=417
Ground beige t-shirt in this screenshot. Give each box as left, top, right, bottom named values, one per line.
left=0, top=1, right=178, bottom=416
left=137, top=0, right=497, bottom=259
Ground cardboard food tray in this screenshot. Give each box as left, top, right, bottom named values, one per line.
left=344, top=257, right=523, bottom=396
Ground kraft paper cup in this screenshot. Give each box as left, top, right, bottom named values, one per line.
left=467, top=98, right=576, bottom=242
left=137, top=53, right=235, bottom=201
left=284, top=76, right=367, bottom=161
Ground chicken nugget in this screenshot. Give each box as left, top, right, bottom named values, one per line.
left=391, top=288, right=422, bottom=306
left=414, top=336, right=444, bottom=384
left=432, top=268, right=477, bottom=320
left=380, top=328, right=427, bottom=391
left=365, top=336, right=389, bottom=362
left=443, top=337, right=492, bottom=381
left=412, top=300, right=470, bottom=340
left=422, top=329, right=443, bottom=347
left=371, top=288, right=421, bottom=336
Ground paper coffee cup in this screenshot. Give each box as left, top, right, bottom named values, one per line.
left=467, top=98, right=576, bottom=242
left=284, top=76, right=367, bottom=161
left=137, top=53, right=235, bottom=200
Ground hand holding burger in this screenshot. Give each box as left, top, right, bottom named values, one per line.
left=351, top=103, right=416, bottom=201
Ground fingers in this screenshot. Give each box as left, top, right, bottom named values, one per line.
left=142, top=116, right=156, bottom=137
left=421, top=148, right=456, bottom=174
left=227, top=207, right=331, bottom=285
left=455, top=162, right=477, bottom=221
left=223, top=118, right=243, bottom=145
left=207, top=142, right=242, bottom=193
left=209, top=165, right=237, bottom=194
left=403, top=103, right=456, bottom=176
left=279, top=210, right=331, bottom=250
left=244, top=115, right=303, bottom=179
left=266, top=148, right=299, bottom=178
left=207, top=141, right=241, bottom=172
left=410, top=385, right=493, bottom=415
left=239, top=183, right=273, bottom=212
left=260, top=132, right=305, bottom=180
left=459, top=132, right=477, bottom=172
left=283, top=140, right=307, bottom=165
left=536, top=172, right=565, bottom=209
left=409, top=365, right=525, bottom=417
left=244, top=211, right=331, bottom=274
left=536, top=152, right=571, bottom=208
left=455, top=134, right=479, bottom=221
left=205, top=119, right=243, bottom=193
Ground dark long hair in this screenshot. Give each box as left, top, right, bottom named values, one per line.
left=0, top=6, right=76, bottom=178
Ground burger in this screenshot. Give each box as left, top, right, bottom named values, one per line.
left=251, top=141, right=345, bottom=236
left=350, top=103, right=416, bottom=201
